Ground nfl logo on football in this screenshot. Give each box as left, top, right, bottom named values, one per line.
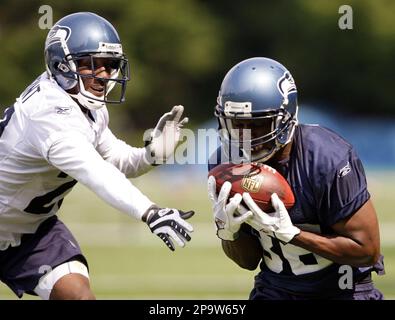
left=241, top=174, right=264, bottom=193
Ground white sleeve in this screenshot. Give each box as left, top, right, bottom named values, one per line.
left=96, top=127, right=152, bottom=178
left=46, top=132, right=154, bottom=220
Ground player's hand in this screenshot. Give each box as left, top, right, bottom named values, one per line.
left=242, top=192, right=300, bottom=243
left=142, top=205, right=194, bottom=251
left=208, top=176, right=253, bottom=241
left=143, top=105, right=188, bottom=165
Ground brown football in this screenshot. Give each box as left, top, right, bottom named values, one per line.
left=208, top=162, right=295, bottom=212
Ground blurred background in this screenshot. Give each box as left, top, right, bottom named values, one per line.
left=0, top=0, right=394, bottom=299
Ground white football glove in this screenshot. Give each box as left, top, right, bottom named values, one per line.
left=208, top=176, right=253, bottom=241
left=144, top=105, right=188, bottom=165
left=242, top=193, right=300, bottom=244
left=142, top=205, right=194, bottom=251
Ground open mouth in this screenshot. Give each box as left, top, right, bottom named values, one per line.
left=90, top=86, right=105, bottom=96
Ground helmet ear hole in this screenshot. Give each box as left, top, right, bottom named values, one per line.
left=53, top=61, right=60, bottom=70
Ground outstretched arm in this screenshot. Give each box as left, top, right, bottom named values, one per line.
left=96, top=127, right=152, bottom=178
left=49, top=133, right=154, bottom=219
left=49, top=134, right=194, bottom=250
left=97, top=105, right=188, bottom=177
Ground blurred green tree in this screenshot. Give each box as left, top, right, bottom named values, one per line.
left=0, top=0, right=394, bottom=139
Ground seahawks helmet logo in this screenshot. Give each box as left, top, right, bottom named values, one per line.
left=45, top=25, right=71, bottom=49
left=277, top=71, right=297, bottom=104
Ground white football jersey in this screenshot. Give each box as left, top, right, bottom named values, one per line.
left=0, top=72, right=153, bottom=250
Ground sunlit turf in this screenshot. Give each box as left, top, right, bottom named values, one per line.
left=1, top=168, right=394, bottom=300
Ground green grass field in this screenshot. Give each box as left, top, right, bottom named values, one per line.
left=1, top=168, right=394, bottom=300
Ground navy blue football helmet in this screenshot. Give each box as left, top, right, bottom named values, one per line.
left=215, top=57, right=299, bottom=162
left=44, top=12, right=130, bottom=110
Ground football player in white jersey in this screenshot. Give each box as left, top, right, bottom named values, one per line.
left=0, top=12, right=194, bottom=300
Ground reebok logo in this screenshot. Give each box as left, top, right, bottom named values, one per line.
left=55, top=106, right=71, bottom=115
left=338, top=162, right=351, bottom=178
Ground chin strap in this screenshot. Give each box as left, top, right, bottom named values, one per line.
left=69, top=92, right=105, bottom=110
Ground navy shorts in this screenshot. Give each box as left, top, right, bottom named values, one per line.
left=0, top=216, right=88, bottom=298
left=249, top=277, right=384, bottom=300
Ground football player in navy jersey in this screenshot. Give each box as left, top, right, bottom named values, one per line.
left=207, top=57, right=384, bottom=299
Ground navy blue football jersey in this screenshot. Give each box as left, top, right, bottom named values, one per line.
left=208, top=124, right=384, bottom=296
